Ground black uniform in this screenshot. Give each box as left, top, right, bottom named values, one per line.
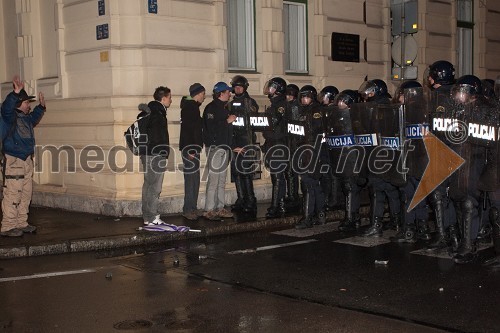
left=294, top=100, right=326, bottom=229
left=228, top=92, right=259, bottom=213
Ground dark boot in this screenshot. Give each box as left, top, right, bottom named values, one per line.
left=484, top=207, right=500, bottom=268
left=427, top=192, right=449, bottom=250
left=295, top=192, right=313, bottom=230
left=454, top=200, right=477, bottom=264
left=338, top=191, right=357, bottom=231
left=386, top=213, right=402, bottom=231
left=363, top=216, right=384, bottom=237
left=266, top=176, right=285, bottom=218
left=314, top=211, right=326, bottom=225
left=242, top=176, right=257, bottom=214
left=390, top=224, right=417, bottom=243
left=448, top=225, right=461, bottom=253
left=286, top=171, right=301, bottom=211
left=416, top=219, right=432, bottom=241
left=321, top=175, right=333, bottom=211
left=231, top=175, right=245, bottom=211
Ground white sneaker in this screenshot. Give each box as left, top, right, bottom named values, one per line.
left=144, top=215, right=166, bottom=226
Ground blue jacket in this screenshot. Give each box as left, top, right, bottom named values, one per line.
left=1, top=91, right=45, bottom=160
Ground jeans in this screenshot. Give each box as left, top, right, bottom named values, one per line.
left=140, top=155, right=167, bottom=223
left=204, top=147, right=229, bottom=211
left=182, top=150, right=200, bottom=214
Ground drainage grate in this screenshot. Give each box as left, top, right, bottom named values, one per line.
left=113, top=320, right=153, bottom=330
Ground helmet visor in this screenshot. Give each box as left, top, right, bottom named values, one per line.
left=358, top=81, right=376, bottom=100
left=451, top=85, right=474, bottom=104
left=263, top=80, right=277, bottom=96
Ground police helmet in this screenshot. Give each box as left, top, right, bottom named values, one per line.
left=451, top=74, right=482, bottom=104
left=263, top=77, right=287, bottom=96
left=286, top=84, right=299, bottom=99
left=393, top=80, right=422, bottom=102
left=428, top=60, right=455, bottom=85
left=318, top=86, right=340, bottom=105
left=231, top=75, right=249, bottom=89
left=299, top=85, right=317, bottom=105
left=358, top=79, right=388, bottom=101
left=334, top=90, right=360, bottom=109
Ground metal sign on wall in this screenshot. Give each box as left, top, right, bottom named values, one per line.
left=331, top=32, right=360, bottom=63
left=96, top=24, right=109, bottom=40
left=148, top=0, right=158, bottom=14
left=98, top=0, right=105, bottom=16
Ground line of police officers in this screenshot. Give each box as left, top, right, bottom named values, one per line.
left=226, top=61, right=500, bottom=266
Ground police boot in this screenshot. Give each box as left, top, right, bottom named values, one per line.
left=448, top=224, right=461, bottom=253
left=295, top=191, right=313, bottom=230
left=314, top=211, right=326, bottom=225
left=426, top=192, right=449, bottom=250
left=385, top=213, right=402, bottom=231
left=454, top=200, right=477, bottom=264
left=390, top=223, right=417, bottom=243
left=266, top=176, right=285, bottom=219
left=484, top=207, right=500, bottom=268
left=286, top=173, right=301, bottom=211
left=477, top=218, right=492, bottom=244
left=338, top=191, right=357, bottom=232
left=242, top=176, right=257, bottom=214
left=416, top=219, right=432, bottom=241
left=363, top=216, right=384, bottom=237
left=321, top=176, right=333, bottom=211
left=330, top=176, right=344, bottom=210
left=231, top=175, right=245, bottom=211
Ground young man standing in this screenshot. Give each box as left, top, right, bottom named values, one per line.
left=141, top=86, right=171, bottom=226
left=1, top=76, right=45, bottom=237
left=179, top=83, right=205, bottom=221
left=202, top=82, right=236, bottom=220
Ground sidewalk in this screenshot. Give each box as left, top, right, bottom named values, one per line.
left=0, top=204, right=351, bottom=259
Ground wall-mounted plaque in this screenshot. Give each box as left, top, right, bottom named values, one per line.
left=148, top=0, right=158, bottom=14
left=98, top=0, right=105, bottom=16
left=331, top=32, right=360, bottom=63
left=96, top=24, right=109, bottom=40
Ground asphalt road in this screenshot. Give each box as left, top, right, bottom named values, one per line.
left=0, top=222, right=498, bottom=332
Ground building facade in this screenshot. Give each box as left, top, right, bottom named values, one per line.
left=0, top=0, right=498, bottom=216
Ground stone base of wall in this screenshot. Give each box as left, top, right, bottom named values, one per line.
left=32, top=183, right=273, bottom=217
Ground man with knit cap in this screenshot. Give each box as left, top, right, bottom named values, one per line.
left=179, top=83, right=205, bottom=220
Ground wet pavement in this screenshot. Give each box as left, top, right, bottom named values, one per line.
left=0, top=204, right=352, bottom=258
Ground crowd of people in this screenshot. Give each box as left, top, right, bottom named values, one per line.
left=2, top=62, right=500, bottom=269
left=173, top=59, right=499, bottom=266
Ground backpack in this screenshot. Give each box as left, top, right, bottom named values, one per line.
left=124, top=103, right=151, bottom=156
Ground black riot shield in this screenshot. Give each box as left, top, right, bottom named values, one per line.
left=349, top=102, right=378, bottom=178
left=404, top=87, right=429, bottom=179
left=371, top=103, right=406, bottom=186
left=325, top=106, right=356, bottom=178
left=448, top=101, right=475, bottom=201
left=429, top=87, right=458, bottom=145
left=467, top=102, right=498, bottom=149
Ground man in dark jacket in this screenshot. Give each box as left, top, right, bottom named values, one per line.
left=141, top=86, right=171, bottom=226
left=202, top=82, right=236, bottom=220
left=179, top=83, right=205, bottom=221
left=1, top=76, right=45, bottom=237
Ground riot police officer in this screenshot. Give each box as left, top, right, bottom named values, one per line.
left=358, top=79, right=402, bottom=237
left=295, top=85, right=326, bottom=229
left=330, top=90, right=365, bottom=231
left=284, top=85, right=302, bottom=212
left=426, top=60, right=458, bottom=250
left=228, top=75, right=259, bottom=214
left=286, top=84, right=299, bottom=103
left=262, top=77, right=289, bottom=218
left=318, top=86, right=341, bottom=212
left=448, top=75, right=484, bottom=263
left=390, top=80, right=431, bottom=243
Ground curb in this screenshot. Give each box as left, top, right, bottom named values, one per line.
left=0, top=210, right=349, bottom=259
